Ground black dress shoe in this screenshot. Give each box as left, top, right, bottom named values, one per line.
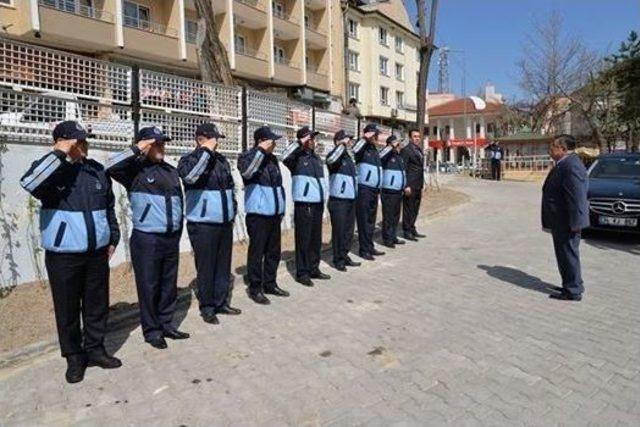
left=65, top=354, right=87, bottom=384
left=382, top=241, right=395, bottom=248
left=360, top=253, right=375, bottom=261
left=296, top=276, right=315, bottom=287
left=345, top=258, right=361, bottom=267
left=217, top=305, right=242, bottom=315
left=148, top=337, right=168, bottom=349
left=87, top=349, right=122, bottom=369
left=310, top=271, right=331, bottom=280
left=414, top=232, right=426, bottom=238
left=265, top=285, right=290, bottom=297
left=549, top=292, right=582, bottom=301
left=371, top=249, right=386, bottom=256
left=403, top=234, right=418, bottom=241
left=202, top=313, right=220, bottom=324
left=335, top=265, right=347, bottom=272
left=163, top=329, right=190, bottom=340
left=393, top=239, right=406, bottom=245
left=249, top=291, right=271, bottom=305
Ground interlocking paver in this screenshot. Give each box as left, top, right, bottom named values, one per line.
left=1, top=176, right=639, bottom=426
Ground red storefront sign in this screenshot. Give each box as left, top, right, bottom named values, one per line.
left=428, top=138, right=488, bottom=149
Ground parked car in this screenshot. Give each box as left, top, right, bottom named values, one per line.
left=587, top=152, right=640, bottom=234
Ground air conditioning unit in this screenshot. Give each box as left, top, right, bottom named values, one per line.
left=391, top=108, right=398, bottom=117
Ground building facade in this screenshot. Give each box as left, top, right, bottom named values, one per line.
left=344, top=0, right=422, bottom=131
left=0, top=0, right=345, bottom=104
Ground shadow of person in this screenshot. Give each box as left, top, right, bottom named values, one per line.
left=582, top=230, right=640, bottom=256
left=172, top=285, right=194, bottom=330
left=477, top=264, right=562, bottom=295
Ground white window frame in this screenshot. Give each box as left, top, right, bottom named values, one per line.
left=395, top=36, right=404, bottom=53
left=123, top=1, right=150, bottom=30
left=0, top=0, right=15, bottom=6
left=272, top=1, right=285, bottom=19
left=396, top=91, right=404, bottom=108
left=395, top=63, right=404, bottom=81
left=235, top=34, right=246, bottom=55
left=378, top=27, right=388, bottom=46
left=347, top=18, right=359, bottom=39
left=185, top=19, right=198, bottom=44
left=379, top=56, right=389, bottom=76
left=348, top=82, right=360, bottom=101
left=380, top=86, right=389, bottom=106
left=274, top=45, right=287, bottom=64
left=347, top=50, right=359, bottom=72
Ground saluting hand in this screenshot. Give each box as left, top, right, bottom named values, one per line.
left=258, top=139, right=275, bottom=153
left=136, top=138, right=156, bottom=156
left=53, top=139, right=77, bottom=154
left=201, top=138, right=218, bottom=152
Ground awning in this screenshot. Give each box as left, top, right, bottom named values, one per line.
left=428, top=138, right=488, bottom=149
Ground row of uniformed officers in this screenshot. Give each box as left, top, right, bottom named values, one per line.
left=20, top=120, right=425, bottom=384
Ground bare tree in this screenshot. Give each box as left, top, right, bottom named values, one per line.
left=415, top=0, right=439, bottom=151
left=194, top=0, right=235, bottom=85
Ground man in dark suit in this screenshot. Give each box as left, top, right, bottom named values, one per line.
left=541, top=134, right=589, bottom=301
left=400, top=129, right=426, bottom=241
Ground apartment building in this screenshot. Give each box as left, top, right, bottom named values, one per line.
left=0, top=0, right=344, bottom=104
left=345, top=0, right=422, bottom=131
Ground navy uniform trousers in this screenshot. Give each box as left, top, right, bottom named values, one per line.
left=130, top=230, right=181, bottom=341
left=187, top=222, right=233, bottom=317
left=356, top=185, right=379, bottom=256
left=45, top=248, right=110, bottom=357
left=294, top=202, right=324, bottom=279
left=551, top=228, right=585, bottom=296
left=328, top=198, right=355, bottom=268
left=381, top=191, right=403, bottom=243
left=246, top=214, right=282, bottom=292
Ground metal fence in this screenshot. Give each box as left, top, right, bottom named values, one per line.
left=314, top=109, right=358, bottom=157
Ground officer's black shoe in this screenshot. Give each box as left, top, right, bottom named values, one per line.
left=371, top=249, right=386, bottom=256
left=217, top=305, right=242, bottom=315
left=359, top=253, right=375, bottom=261
left=87, top=349, right=122, bottom=369
left=265, top=286, right=290, bottom=297
left=403, top=233, right=418, bottom=241
left=65, top=354, right=87, bottom=384
left=393, top=239, right=406, bottom=245
left=148, top=337, right=168, bottom=349
left=311, top=271, right=331, bottom=280
left=345, top=257, right=361, bottom=267
left=335, top=265, right=347, bottom=272
left=249, top=291, right=271, bottom=305
left=549, top=292, right=582, bottom=302
left=296, top=276, right=315, bottom=287
left=202, top=313, right=220, bottom=324
left=163, top=329, right=190, bottom=340
left=382, top=241, right=395, bottom=249
left=414, top=232, right=427, bottom=238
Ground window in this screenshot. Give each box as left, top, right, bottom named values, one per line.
left=347, top=19, right=358, bottom=39
left=378, top=27, right=388, bottom=46
left=0, top=0, right=13, bottom=6
left=348, top=82, right=360, bottom=101
left=235, top=35, right=246, bottom=55
left=476, top=123, right=481, bottom=133
left=274, top=45, right=287, bottom=64
left=185, top=20, right=197, bottom=44
left=380, top=86, right=389, bottom=105
left=379, top=56, right=388, bottom=76
left=272, top=1, right=285, bottom=19
left=395, top=63, right=404, bottom=81
left=124, top=1, right=150, bottom=29
left=347, top=50, right=359, bottom=71
left=396, top=91, right=404, bottom=108
left=395, top=36, right=404, bottom=53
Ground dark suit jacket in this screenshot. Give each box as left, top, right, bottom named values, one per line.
left=541, top=153, right=590, bottom=231
left=400, top=143, right=424, bottom=191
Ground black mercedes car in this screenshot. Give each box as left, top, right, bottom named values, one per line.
left=587, top=152, right=640, bottom=234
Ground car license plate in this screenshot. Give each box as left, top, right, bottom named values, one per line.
left=598, top=216, right=638, bottom=227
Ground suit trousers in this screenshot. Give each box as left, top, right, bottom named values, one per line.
left=328, top=197, right=356, bottom=268
left=402, top=191, right=422, bottom=235
left=45, top=248, right=110, bottom=357
left=551, top=228, right=585, bottom=296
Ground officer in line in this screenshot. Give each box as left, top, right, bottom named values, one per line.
left=353, top=123, right=385, bottom=260
left=177, top=123, right=241, bottom=326
left=379, top=135, right=409, bottom=248
left=487, top=140, right=504, bottom=181
left=282, top=126, right=331, bottom=287
left=107, top=126, right=189, bottom=350
left=20, top=121, right=122, bottom=384
left=238, top=126, right=290, bottom=305
left=400, top=129, right=426, bottom=241
left=325, top=130, right=361, bottom=271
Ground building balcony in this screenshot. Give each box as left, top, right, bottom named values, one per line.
left=305, top=22, right=327, bottom=49
left=306, top=66, right=329, bottom=91
left=273, top=9, right=299, bottom=39
left=122, top=17, right=179, bottom=62
left=123, top=17, right=178, bottom=37
left=36, top=0, right=115, bottom=49
left=273, top=57, right=302, bottom=85
left=235, top=0, right=268, bottom=13
left=234, top=46, right=269, bottom=80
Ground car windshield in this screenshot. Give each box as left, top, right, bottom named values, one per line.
left=589, top=158, right=640, bottom=179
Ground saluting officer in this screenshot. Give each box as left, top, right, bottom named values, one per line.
left=325, top=130, right=361, bottom=271
left=20, top=121, right=122, bottom=384
left=177, top=123, right=241, bottom=326
left=282, top=126, right=331, bottom=287
left=107, top=126, right=189, bottom=350
left=380, top=135, right=408, bottom=248
left=238, top=126, right=290, bottom=305
left=400, top=129, right=426, bottom=241
left=353, top=123, right=385, bottom=260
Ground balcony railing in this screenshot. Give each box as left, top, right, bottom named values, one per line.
left=123, top=16, right=178, bottom=37
left=274, top=56, right=299, bottom=69
left=304, top=21, right=324, bottom=34
left=39, top=0, right=114, bottom=23
left=235, top=45, right=268, bottom=61
left=306, top=64, right=327, bottom=75
left=273, top=8, right=297, bottom=23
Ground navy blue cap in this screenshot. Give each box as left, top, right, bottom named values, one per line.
left=296, top=126, right=320, bottom=140
left=136, top=126, right=171, bottom=143
left=196, top=122, right=226, bottom=139
left=363, top=123, right=379, bottom=134
left=52, top=120, right=94, bottom=141
left=254, top=126, right=282, bottom=142
left=386, top=135, right=398, bottom=145
left=334, top=130, right=353, bottom=142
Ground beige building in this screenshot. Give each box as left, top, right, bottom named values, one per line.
left=344, top=0, right=422, bottom=130
left=0, top=0, right=345, bottom=103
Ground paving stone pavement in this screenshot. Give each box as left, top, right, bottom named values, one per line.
left=1, top=176, right=639, bottom=427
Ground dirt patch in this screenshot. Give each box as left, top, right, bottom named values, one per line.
left=0, top=187, right=468, bottom=356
